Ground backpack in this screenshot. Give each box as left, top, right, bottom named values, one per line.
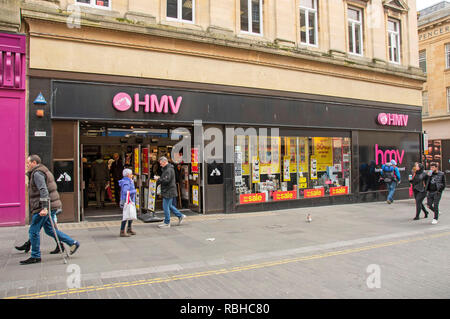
left=383, top=169, right=396, bottom=183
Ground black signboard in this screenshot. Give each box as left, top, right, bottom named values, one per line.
left=54, top=160, right=74, bottom=193
left=207, top=162, right=224, bottom=185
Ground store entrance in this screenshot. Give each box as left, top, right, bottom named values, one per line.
left=80, top=122, right=202, bottom=222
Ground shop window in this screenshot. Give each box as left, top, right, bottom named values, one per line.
left=347, top=6, right=363, bottom=56
left=234, top=135, right=352, bottom=205
left=388, top=18, right=401, bottom=64
left=76, top=0, right=110, bottom=9
left=240, top=0, right=263, bottom=35
left=167, top=0, right=194, bottom=23
left=300, top=0, right=318, bottom=46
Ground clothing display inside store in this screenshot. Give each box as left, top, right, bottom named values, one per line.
left=234, top=135, right=351, bottom=204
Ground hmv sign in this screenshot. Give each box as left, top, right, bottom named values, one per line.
left=377, top=113, right=408, bottom=127
left=113, top=92, right=183, bottom=114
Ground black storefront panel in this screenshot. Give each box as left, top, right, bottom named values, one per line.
left=359, top=131, right=421, bottom=193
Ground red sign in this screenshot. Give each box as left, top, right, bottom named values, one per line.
left=273, top=190, right=297, bottom=201
left=330, top=186, right=348, bottom=196
left=142, top=148, right=149, bottom=175
left=191, top=148, right=199, bottom=173
left=303, top=188, right=325, bottom=198
left=240, top=193, right=266, bottom=204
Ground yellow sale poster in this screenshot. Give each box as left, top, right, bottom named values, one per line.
left=313, top=137, right=333, bottom=171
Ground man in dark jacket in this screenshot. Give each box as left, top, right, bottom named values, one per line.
left=110, top=153, right=124, bottom=205
left=155, top=156, right=186, bottom=228
left=91, top=153, right=109, bottom=208
left=426, top=162, right=446, bottom=225
left=18, top=155, right=80, bottom=265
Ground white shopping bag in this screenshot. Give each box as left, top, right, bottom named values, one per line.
left=122, top=191, right=137, bottom=221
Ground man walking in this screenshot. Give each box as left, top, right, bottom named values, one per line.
left=381, top=159, right=401, bottom=204
left=20, top=155, right=80, bottom=265
left=155, top=156, right=186, bottom=228
left=426, top=162, right=446, bottom=225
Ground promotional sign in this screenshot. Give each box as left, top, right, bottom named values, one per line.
left=304, top=188, right=325, bottom=198
left=234, top=148, right=243, bottom=186
left=54, top=160, right=74, bottom=193
left=273, top=190, right=297, bottom=201
left=330, top=186, right=348, bottom=196
left=299, top=177, right=308, bottom=189
left=147, top=179, right=157, bottom=211
left=313, top=137, right=333, bottom=171
left=135, top=188, right=140, bottom=210
left=283, top=156, right=291, bottom=182
left=142, top=148, right=149, bottom=175
left=252, top=156, right=260, bottom=183
left=239, top=193, right=266, bottom=205
left=192, top=185, right=199, bottom=206
left=134, top=147, right=139, bottom=175
left=191, top=148, right=199, bottom=173
left=310, top=157, right=317, bottom=180
left=207, top=162, right=224, bottom=185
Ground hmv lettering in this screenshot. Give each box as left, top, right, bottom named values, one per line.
left=375, top=144, right=405, bottom=165
left=113, top=92, right=182, bottom=114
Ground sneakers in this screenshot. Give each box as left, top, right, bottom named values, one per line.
left=70, top=241, right=80, bottom=255
left=178, top=214, right=186, bottom=226
left=158, top=223, right=170, bottom=228
left=20, top=257, right=41, bottom=265
left=431, top=219, right=438, bottom=225
left=386, top=200, right=392, bottom=204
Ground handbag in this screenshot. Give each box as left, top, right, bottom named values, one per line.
left=122, top=191, right=137, bottom=221
left=409, top=185, right=414, bottom=198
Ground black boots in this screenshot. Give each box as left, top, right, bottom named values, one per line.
left=20, top=257, right=41, bottom=265
left=15, top=240, right=31, bottom=253
left=50, top=243, right=65, bottom=254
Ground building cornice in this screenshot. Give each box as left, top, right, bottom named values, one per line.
left=422, top=114, right=450, bottom=122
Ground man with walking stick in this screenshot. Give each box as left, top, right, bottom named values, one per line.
left=19, top=155, right=80, bottom=265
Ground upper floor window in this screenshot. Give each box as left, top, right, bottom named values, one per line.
left=447, top=88, right=450, bottom=113
left=347, top=7, right=363, bottom=56
left=446, top=44, right=450, bottom=69
left=76, top=0, right=110, bottom=9
left=167, top=0, right=194, bottom=23
left=300, top=0, right=318, bottom=46
left=240, top=0, right=263, bottom=35
left=388, top=19, right=401, bottom=64
left=419, top=50, right=427, bottom=74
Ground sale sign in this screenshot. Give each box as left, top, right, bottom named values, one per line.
left=304, top=188, right=325, bottom=198
left=240, top=193, right=266, bottom=204
left=142, top=148, right=149, bottom=175
left=273, top=190, right=297, bottom=201
left=191, top=148, right=199, bottom=173
left=330, top=186, right=348, bottom=196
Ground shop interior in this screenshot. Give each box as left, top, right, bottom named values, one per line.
left=80, top=122, right=201, bottom=221
left=234, top=135, right=352, bottom=202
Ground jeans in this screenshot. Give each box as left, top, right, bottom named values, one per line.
left=427, top=191, right=442, bottom=220
left=387, top=182, right=397, bottom=202
left=413, top=190, right=428, bottom=218
left=162, top=197, right=182, bottom=225
left=120, top=220, right=133, bottom=231
left=29, top=210, right=76, bottom=258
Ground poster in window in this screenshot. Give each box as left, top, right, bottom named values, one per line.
left=313, top=137, right=333, bottom=171
left=191, top=148, right=199, bottom=173
left=134, top=147, right=140, bottom=175
left=192, top=185, right=199, bottom=206
left=142, top=148, right=149, bottom=175
left=283, top=156, right=291, bottom=181
left=54, top=160, right=74, bottom=193
left=147, top=179, right=157, bottom=211
left=252, top=156, right=260, bottom=183
left=310, top=156, right=318, bottom=180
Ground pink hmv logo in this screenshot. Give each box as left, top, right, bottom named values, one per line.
left=113, top=92, right=182, bottom=114
left=377, top=113, right=408, bottom=127
left=375, top=144, right=405, bottom=165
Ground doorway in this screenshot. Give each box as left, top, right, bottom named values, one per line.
left=79, top=122, right=202, bottom=222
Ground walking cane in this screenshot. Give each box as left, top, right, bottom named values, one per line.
left=43, top=197, right=69, bottom=264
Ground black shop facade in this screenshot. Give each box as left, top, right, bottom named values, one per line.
left=30, top=79, right=422, bottom=223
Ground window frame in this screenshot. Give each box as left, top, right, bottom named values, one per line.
left=446, top=43, right=450, bottom=69
left=299, top=0, right=319, bottom=47
left=240, top=0, right=264, bottom=36
left=75, top=0, right=112, bottom=10
left=387, top=18, right=401, bottom=64
left=166, top=0, right=196, bottom=24
left=447, top=88, right=450, bottom=113
left=347, top=6, right=364, bottom=56
left=419, top=50, right=427, bottom=75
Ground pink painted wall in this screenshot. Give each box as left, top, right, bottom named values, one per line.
left=0, top=33, right=26, bottom=227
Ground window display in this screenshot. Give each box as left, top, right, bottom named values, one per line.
left=235, top=134, right=352, bottom=204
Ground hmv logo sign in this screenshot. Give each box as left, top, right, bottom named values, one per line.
left=375, top=144, right=405, bottom=165
left=112, top=92, right=182, bottom=114
left=377, top=113, right=408, bottom=127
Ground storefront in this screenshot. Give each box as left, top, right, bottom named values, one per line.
left=28, top=78, right=422, bottom=222
left=0, top=33, right=26, bottom=227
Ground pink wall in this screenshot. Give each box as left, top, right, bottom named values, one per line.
left=0, top=33, right=26, bottom=226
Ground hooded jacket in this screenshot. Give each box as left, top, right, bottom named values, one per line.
left=118, top=177, right=136, bottom=208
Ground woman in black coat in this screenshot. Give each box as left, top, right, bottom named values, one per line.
left=410, top=162, right=429, bottom=220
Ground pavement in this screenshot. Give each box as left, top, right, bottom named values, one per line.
left=1, top=192, right=449, bottom=299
